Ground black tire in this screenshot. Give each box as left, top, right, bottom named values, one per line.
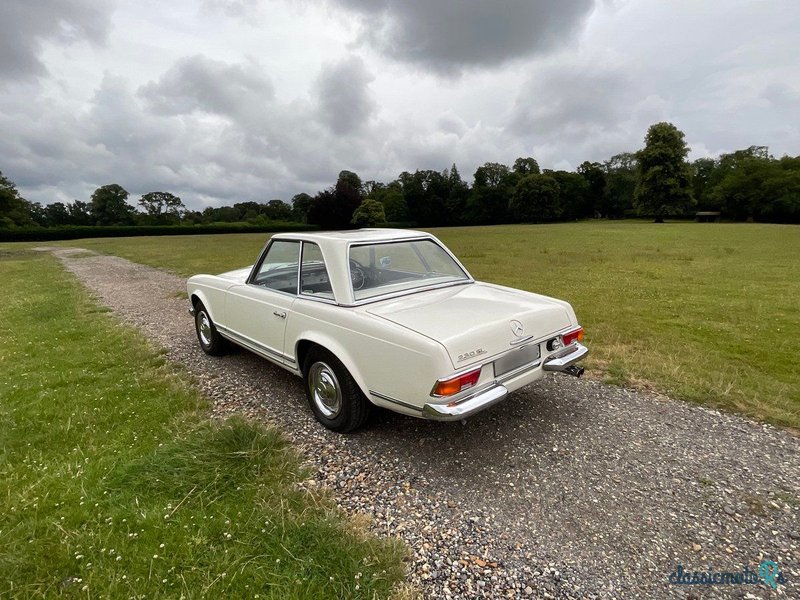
left=303, top=347, right=370, bottom=432
left=194, top=302, right=227, bottom=356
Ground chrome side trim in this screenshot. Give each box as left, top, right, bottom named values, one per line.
left=216, top=325, right=297, bottom=365
left=369, top=390, right=423, bottom=412
left=542, top=342, right=589, bottom=371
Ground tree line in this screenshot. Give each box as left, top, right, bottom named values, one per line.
left=0, top=181, right=300, bottom=229
left=2, top=122, right=799, bottom=231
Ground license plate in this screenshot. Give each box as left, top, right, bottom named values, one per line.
left=493, top=344, right=541, bottom=377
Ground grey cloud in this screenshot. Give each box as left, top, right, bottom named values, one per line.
left=329, top=0, right=594, bottom=73
left=0, top=0, right=112, bottom=80
left=509, top=65, right=633, bottom=137
left=314, top=56, right=376, bottom=135
left=3, top=54, right=385, bottom=209
left=139, top=55, right=275, bottom=118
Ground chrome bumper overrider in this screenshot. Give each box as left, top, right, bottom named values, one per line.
left=422, top=385, right=509, bottom=421
left=542, top=342, right=589, bottom=371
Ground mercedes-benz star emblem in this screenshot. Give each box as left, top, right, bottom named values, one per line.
left=510, top=320, right=524, bottom=337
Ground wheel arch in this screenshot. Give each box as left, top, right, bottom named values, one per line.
left=189, top=289, right=217, bottom=323
left=294, top=335, right=373, bottom=404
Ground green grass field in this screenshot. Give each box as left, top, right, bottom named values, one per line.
left=61, top=221, right=800, bottom=429
left=0, top=249, right=406, bottom=598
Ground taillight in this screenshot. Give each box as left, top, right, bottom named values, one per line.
left=562, top=327, right=584, bottom=346
left=431, top=367, right=482, bottom=397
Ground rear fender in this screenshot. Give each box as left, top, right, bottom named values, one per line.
left=293, top=333, right=371, bottom=402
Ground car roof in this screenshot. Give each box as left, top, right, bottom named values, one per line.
left=272, top=228, right=432, bottom=243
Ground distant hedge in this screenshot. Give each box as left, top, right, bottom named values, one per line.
left=0, top=222, right=318, bottom=242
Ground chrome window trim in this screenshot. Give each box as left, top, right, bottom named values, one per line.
left=247, top=238, right=301, bottom=295
left=296, top=294, right=338, bottom=306
left=299, top=240, right=338, bottom=304
left=340, top=280, right=474, bottom=307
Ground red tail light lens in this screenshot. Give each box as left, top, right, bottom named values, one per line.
left=431, top=367, right=482, bottom=397
left=562, top=327, right=584, bottom=346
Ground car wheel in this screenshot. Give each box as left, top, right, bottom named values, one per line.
left=194, top=302, right=227, bottom=356
left=304, top=348, right=370, bottom=432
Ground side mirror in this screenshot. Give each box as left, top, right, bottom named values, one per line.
left=379, top=256, right=392, bottom=268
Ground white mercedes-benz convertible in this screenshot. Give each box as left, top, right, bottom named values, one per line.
left=187, top=229, right=588, bottom=432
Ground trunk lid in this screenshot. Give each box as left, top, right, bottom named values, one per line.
left=366, top=282, right=572, bottom=368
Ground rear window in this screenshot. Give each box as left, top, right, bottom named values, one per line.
left=349, top=239, right=469, bottom=301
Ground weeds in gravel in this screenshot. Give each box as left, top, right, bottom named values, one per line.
left=0, top=249, right=407, bottom=598
left=57, top=221, right=800, bottom=428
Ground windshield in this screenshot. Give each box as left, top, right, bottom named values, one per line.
left=349, top=239, right=470, bottom=301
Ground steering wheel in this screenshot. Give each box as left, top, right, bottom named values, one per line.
left=349, top=258, right=366, bottom=290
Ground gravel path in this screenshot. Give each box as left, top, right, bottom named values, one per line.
left=48, top=248, right=799, bottom=599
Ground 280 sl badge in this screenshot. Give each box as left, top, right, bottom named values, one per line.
left=457, top=348, right=488, bottom=362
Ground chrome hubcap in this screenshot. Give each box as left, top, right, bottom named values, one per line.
left=198, top=311, right=212, bottom=346
left=309, top=361, right=342, bottom=419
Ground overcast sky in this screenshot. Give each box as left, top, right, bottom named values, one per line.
left=1, top=0, right=798, bottom=209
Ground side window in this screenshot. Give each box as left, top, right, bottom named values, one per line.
left=252, top=240, right=300, bottom=294
left=300, top=243, right=334, bottom=300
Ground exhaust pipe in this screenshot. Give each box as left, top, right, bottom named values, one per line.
left=564, top=365, right=584, bottom=378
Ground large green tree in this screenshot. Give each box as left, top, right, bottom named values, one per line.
left=90, top=184, right=135, bottom=225
left=0, top=171, right=35, bottom=228
left=577, top=161, right=606, bottom=217
left=370, top=182, right=408, bottom=222
left=547, top=170, right=589, bottom=220
left=67, top=200, right=93, bottom=225
left=307, top=170, right=363, bottom=229
left=690, top=157, right=718, bottom=211
left=634, top=122, right=694, bottom=222
left=138, top=191, right=185, bottom=224
left=291, top=193, right=313, bottom=222
left=467, top=162, right=514, bottom=224
left=512, top=157, right=541, bottom=177
left=509, top=174, right=560, bottom=223
left=603, top=153, right=638, bottom=218
left=444, top=164, right=469, bottom=224
left=399, top=170, right=450, bottom=226
left=262, top=199, right=293, bottom=222
left=351, top=199, right=387, bottom=227
left=43, top=202, right=70, bottom=226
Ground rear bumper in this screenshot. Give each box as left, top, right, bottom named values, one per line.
left=418, top=342, right=589, bottom=421
left=422, top=385, right=509, bottom=421
left=542, top=342, right=589, bottom=371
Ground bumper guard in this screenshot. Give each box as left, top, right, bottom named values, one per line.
left=542, top=342, right=589, bottom=371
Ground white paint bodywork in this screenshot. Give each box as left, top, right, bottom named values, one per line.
left=187, top=229, right=586, bottom=419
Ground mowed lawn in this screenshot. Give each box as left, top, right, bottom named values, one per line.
left=61, top=221, right=800, bottom=429
left=0, top=248, right=406, bottom=598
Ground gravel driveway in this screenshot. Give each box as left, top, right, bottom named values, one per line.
left=49, top=248, right=799, bottom=599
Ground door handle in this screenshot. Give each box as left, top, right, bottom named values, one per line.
left=273, top=310, right=287, bottom=319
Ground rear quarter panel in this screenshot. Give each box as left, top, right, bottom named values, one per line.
left=288, top=299, right=452, bottom=415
